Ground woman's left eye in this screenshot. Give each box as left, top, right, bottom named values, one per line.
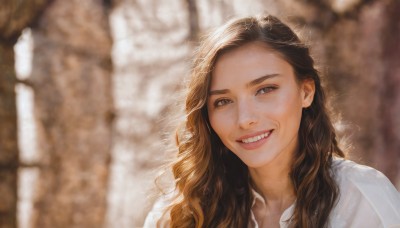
left=256, top=86, right=276, bottom=95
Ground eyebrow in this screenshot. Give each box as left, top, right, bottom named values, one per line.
left=209, top=74, right=280, bottom=96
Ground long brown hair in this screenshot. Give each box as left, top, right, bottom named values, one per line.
left=165, top=14, right=345, bottom=228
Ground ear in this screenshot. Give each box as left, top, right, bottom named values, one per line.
left=301, top=79, right=315, bottom=108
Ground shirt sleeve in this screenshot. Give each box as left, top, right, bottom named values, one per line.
left=331, top=159, right=400, bottom=228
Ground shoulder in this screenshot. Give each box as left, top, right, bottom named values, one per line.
left=330, top=158, right=400, bottom=227
left=332, top=158, right=394, bottom=186
left=143, top=192, right=175, bottom=228
left=331, top=158, right=399, bottom=194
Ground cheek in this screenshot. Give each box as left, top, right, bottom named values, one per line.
left=208, top=111, right=232, bottom=139
left=209, top=113, right=224, bottom=135
left=270, top=91, right=303, bottom=124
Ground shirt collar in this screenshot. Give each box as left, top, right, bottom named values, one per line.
left=250, top=187, right=296, bottom=227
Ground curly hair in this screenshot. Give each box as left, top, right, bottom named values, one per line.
left=164, top=14, right=345, bottom=228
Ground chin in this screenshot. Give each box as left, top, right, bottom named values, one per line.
left=237, top=151, right=280, bottom=169
left=241, top=158, right=273, bottom=169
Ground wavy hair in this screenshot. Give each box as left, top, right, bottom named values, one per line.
left=165, top=14, right=345, bottom=228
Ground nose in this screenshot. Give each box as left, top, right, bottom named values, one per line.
left=237, top=98, right=258, bottom=129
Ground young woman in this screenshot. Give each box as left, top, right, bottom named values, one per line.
left=144, top=15, right=400, bottom=228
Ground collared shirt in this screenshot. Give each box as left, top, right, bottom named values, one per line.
left=144, top=159, right=400, bottom=228
left=248, top=188, right=295, bottom=228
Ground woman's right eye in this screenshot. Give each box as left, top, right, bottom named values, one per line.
left=214, top=98, right=232, bottom=107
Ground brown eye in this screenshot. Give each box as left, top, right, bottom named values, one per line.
left=214, top=98, right=232, bottom=107
left=256, top=86, right=277, bottom=95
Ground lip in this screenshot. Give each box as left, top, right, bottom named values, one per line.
left=236, top=130, right=273, bottom=150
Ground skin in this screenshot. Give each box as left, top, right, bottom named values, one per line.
left=207, top=41, right=315, bottom=227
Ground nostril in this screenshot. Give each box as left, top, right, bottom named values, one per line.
left=238, top=116, right=258, bottom=129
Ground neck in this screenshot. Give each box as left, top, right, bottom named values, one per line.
left=249, top=147, right=296, bottom=210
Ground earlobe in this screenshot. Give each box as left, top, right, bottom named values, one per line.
left=302, top=79, right=315, bottom=108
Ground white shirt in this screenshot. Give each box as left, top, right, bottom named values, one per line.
left=144, top=159, right=400, bottom=228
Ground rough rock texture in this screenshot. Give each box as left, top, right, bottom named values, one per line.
left=0, top=0, right=50, bottom=41
left=378, top=0, right=400, bottom=184
left=29, top=0, right=113, bottom=227
left=0, top=41, right=18, bottom=228
left=0, top=1, right=50, bottom=227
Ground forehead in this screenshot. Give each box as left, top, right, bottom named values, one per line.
left=211, top=42, right=295, bottom=89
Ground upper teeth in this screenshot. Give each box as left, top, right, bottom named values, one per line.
left=241, top=132, right=271, bottom=144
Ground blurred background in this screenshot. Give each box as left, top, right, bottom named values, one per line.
left=0, top=0, right=399, bottom=227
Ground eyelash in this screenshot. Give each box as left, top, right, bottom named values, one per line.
left=256, top=85, right=278, bottom=95
left=213, top=86, right=278, bottom=108
left=214, top=98, right=232, bottom=107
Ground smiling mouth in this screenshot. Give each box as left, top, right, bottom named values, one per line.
left=240, top=130, right=273, bottom=144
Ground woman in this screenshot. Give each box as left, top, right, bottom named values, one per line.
left=144, top=15, right=400, bottom=227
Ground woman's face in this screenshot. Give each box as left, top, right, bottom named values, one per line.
left=207, top=42, right=314, bottom=168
